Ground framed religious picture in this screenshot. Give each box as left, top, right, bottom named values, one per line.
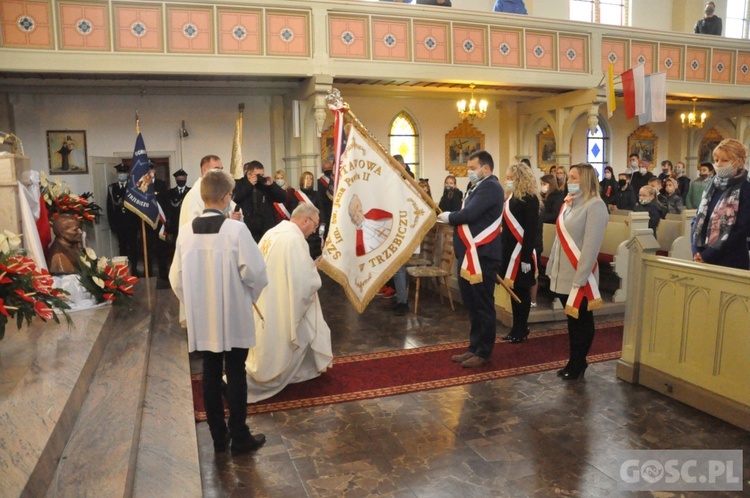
left=627, top=125, right=657, bottom=168
left=698, top=127, right=724, bottom=166
left=445, top=120, right=485, bottom=177
left=47, top=130, right=88, bottom=174
left=537, top=126, right=556, bottom=171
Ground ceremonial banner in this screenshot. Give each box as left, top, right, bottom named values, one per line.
left=319, top=123, right=436, bottom=313
left=124, top=133, right=159, bottom=229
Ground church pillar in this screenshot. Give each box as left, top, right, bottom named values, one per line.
left=269, top=95, right=286, bottom=174
left=293, top=75, right=333, bottom=182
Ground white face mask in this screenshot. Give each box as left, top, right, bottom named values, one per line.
left=541, top=185, right=549, bottom=194
left=567, top=183, right=580, bottom=195
left=275, top=179, right=285, bottom=187
left=639, top=167, right=648, bottom=175
left=505, top=181, right=514, bottom=191
left=468, top=169, right=483, bottom=184
left=714, top=162, right=736, bottom=178
left=605, top=173, right=612, bottom=180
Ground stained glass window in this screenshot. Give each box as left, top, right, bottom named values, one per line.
left=389, top=112, right=419, bottom=177
left=586, top=124, right=609, bottom=179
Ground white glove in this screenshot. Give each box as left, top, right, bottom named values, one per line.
left=521, top=262, right=531, bottom=273
left=437, top=212, right=451, bottom=223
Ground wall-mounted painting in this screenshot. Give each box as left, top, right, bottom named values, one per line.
left=47, top=130, right=88, bottom=174
left=537, top=126, right=556, bottom=171
left=698, top=127, right=724, bottom=166
left=627, top=125, right=657, bottom=168
left=445, top=120, right=485, bottom=177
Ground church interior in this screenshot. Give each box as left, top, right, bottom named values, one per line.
left=1, top=0, right=749, bottom=496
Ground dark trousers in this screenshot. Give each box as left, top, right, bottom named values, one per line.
left=510, top=286, right=531, bottom=338
left=114, top=226, right=139, bottom=276
left=458, top=257, right=500, bottom=359
left=556, top=294, right=596, bottom=370
left=202, top=348, right=250, bottom=443
left=144, top=227, right=169, bottom=280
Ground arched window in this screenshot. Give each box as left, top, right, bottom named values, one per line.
left=586, top=124, right=608, bottom=179
left=389, top=112, right=419, bottom=177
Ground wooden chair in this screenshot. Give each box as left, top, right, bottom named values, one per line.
left=406, top=225, right=437, bottom=267
left=406, top=226, right=455, bottom=314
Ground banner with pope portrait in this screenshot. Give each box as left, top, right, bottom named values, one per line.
left=319, top=121, right=436, bottom=313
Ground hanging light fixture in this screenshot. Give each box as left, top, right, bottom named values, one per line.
left=680, top=98, right=707, bottom=129
left=457, top=83, right=488, bottom=121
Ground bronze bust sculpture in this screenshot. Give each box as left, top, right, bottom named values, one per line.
left=47, top=214, right=84, bottom=274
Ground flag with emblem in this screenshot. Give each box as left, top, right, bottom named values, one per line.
left=319, top=110, right=436, bottom=313
left=124, top=133, right=159, bottom=229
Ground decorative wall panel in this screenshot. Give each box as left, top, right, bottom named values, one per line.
left=413, top=21, right=448, bottom=63
left=218, top=8, right=261, bottom=55
left=490, top=28, right=521, bottom=68
left=710, top=49, right=733, bottom=84
left=329, top=15, right=367, bottom=59
left=685, top=47, right=709, bottom=82
left=452, top=25, right=486, bottom=66
left=559, top=34, right=587, bottom=73
left=167, top=7, right=212, bottom=53
left=266, top=10, right=309, bottom=57
left=659, top=44, right=683, bottom=80
left=525, top=31, right=554, bottom=70
left=631, top=41, right=655, bottom=74
left=372, top=17, right=409, bottom=61
left=1, top=0, right=53, bottom=49
left=58, top=2, right=108, bottom=51
left=114, top=4, right=162, bottom=52
left=736, top=52, right=750, bottom=85
left=601, top=38, right=626, bottom=74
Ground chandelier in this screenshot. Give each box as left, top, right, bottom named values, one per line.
left=680, top=98, right=707, bottom=129
left=457, top=83, right=488, bottom=121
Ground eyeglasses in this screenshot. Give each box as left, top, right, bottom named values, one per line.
left=306, top=216, right=320, bottom=229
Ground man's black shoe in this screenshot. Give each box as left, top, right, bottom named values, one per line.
left=231, top=433, right=266, bottom=455
left=393, top=302, right=408, bottom=316
left=213, top=434, right=230, bottom=452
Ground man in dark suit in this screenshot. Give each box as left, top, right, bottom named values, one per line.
left=107, top=163, right=140, bottom=275
left=168, top=168, right=190, bottom=240
left=437, top=150, right=504, bottom=368
left=317, top=160, right=334, bottom=242
left=232, top=160, right=287, bottom=242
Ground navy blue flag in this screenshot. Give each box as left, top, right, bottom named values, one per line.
left=124, top=133, right=159, bottom=229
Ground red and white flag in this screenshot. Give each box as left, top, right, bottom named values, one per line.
left=638, top=72, right=667, bottom=125
left=621, top=63, right=645, bottom=119
left=319, top=122, right=436, bottom=313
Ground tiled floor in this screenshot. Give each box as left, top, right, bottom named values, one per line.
left=194, top=277, right=750, bottom=497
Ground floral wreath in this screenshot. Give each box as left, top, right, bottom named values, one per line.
left=40, top=171, right=102, bottom=227
left=77, top=247, right=138, bottom=304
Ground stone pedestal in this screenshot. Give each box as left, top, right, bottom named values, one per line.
left=0, top=153, right=30, bottom=235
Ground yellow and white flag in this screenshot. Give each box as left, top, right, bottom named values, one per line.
left=319, top=123, right=436, bottom=313
left=230, top=105, right=244, bottom=179
left=606, top=61, right=617, bottom=118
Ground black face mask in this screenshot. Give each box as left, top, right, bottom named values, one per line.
left=705, top=7, right=714, bottom=15
left=618, top=179, right=628, bottom=188
left=323, top=170, right=332, bottom=177
left=176, top=179, right=187, bottom=187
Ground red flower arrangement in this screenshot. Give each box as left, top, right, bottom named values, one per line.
left=77, top=248, right=139, bottom=304
left=40, top=172, right=102, bottom=227
left=0, top=233, right=71, bottom=339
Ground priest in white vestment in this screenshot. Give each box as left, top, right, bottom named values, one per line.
left=246, top=203, right=333, bottom=402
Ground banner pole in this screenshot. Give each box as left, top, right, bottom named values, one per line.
left=343, top=107, right=442, bottom=214
left=496, top=275, right=521, bottom=303
left=141, top=219, right=150, bottom=279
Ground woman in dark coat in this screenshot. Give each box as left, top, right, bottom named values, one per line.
left=500, top=163, right=540, bottom=343
left=540, top=174, right=564, bottom=223
left=298, top=171, right=322, bottom=259
left=599, top=165, right=620, bottom=207
left=438, top=174, right=463, bottom=212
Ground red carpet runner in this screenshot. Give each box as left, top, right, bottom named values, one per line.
left=191, top=322, right=623, bottom=421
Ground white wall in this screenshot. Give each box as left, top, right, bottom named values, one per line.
left=12, top=93, right=273, bottom=195
left=343, top=94, right=500, bottom=193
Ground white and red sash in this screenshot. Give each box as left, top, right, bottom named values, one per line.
left=502, top=195, right=536, bottom=287
left=556, top=202, right=602, bottom=318
left=294, top=190, right=314, bottom=206
left=318, top=175, right=330, bottom=189
left=457, top=218, right=501, bottom=284
left=273, top=202, right=291, bottom=220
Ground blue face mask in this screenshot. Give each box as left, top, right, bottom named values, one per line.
left=468, top=170, right=480, bottom=184
left=567, top=183, right=580, bottom=195
left=118, top=173, right=127, bottom=182
left=505, top=181, right=514, bottom=191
